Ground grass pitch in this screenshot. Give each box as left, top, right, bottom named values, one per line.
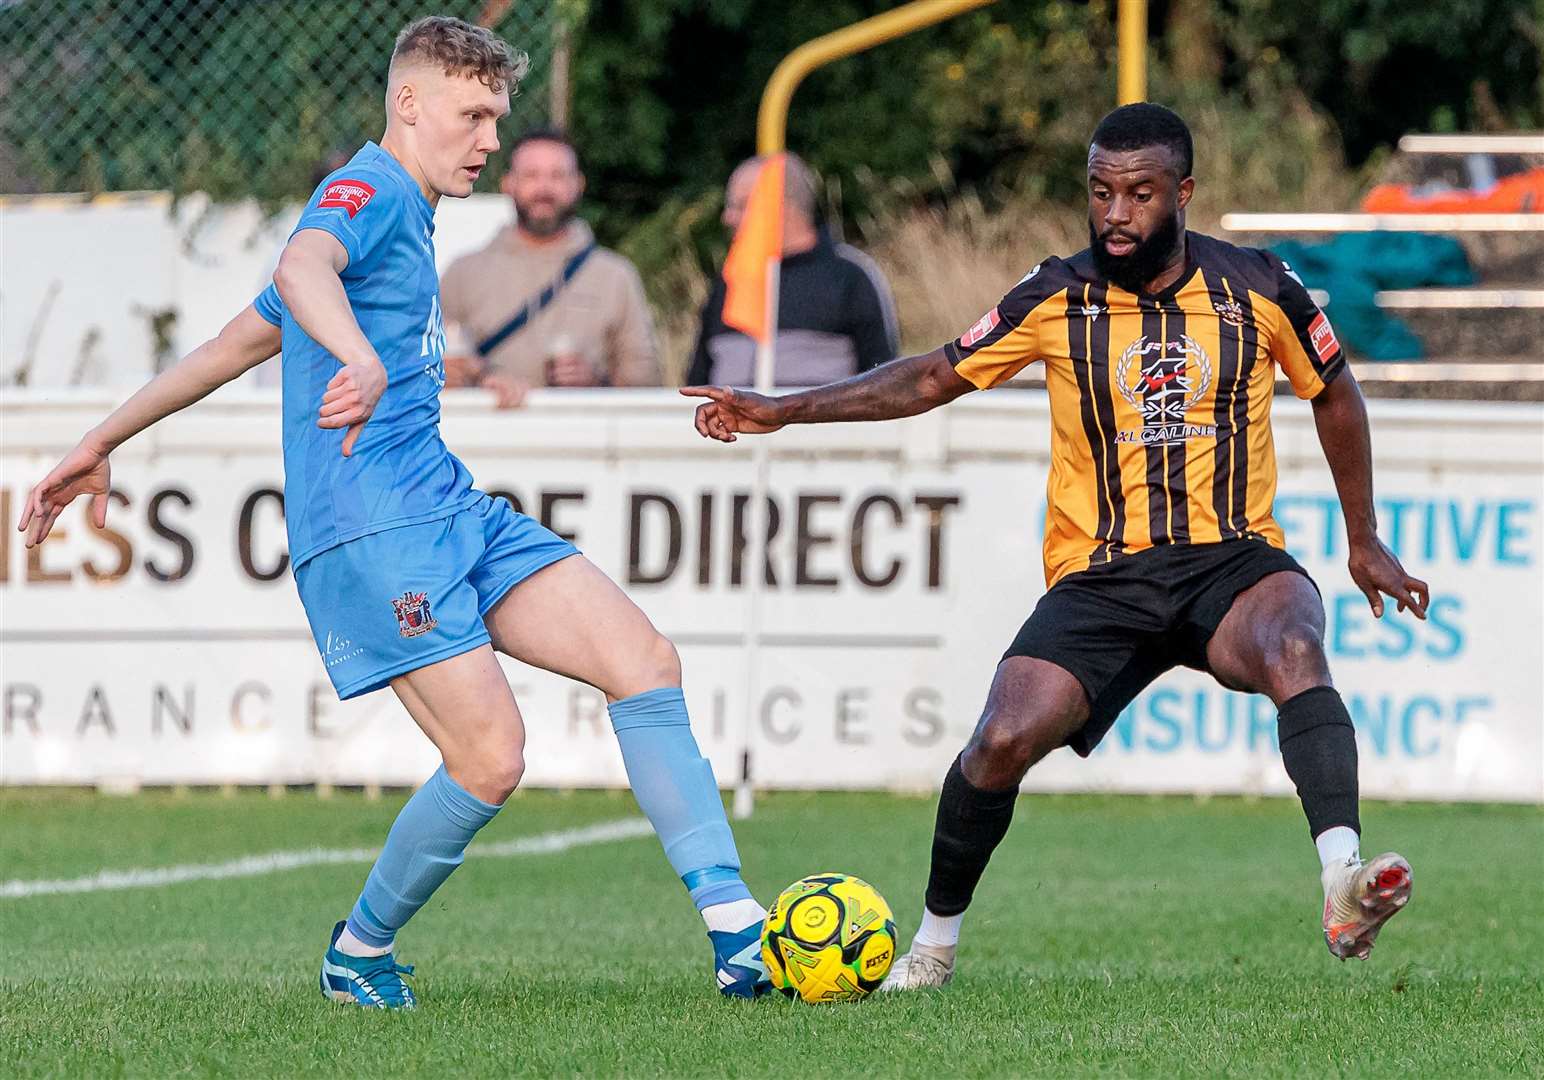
left=1, top=787, right=1539, bottom=1077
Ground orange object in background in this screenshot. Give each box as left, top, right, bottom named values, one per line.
left=721, top=154, right=786, bottom=343
left=1362, top=166, right=1544, bottom=213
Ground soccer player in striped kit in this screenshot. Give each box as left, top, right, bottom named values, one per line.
left=685, top=104, right=1425, bottom=989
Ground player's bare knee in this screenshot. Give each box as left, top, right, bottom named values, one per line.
left=1264, top=622, right=1331, bottom=696
left=619, top=630, right=682, bottom=697
left=463, top=746, right=524, bottom=804
left=649, top=632, right=683, bottom=687
left=1273, top=621, right=1327, bottom=667
left=968, top=712, right=1051, bottom=784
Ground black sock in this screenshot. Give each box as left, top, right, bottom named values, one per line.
left=1278, top=685, right=1361, bottom=838
left=923, top=755, right=1020, bottom=918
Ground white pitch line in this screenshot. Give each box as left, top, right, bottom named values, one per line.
left=0, top=817, right=654, bottom=900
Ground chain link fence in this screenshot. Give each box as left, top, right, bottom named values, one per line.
left=0, top=0, right=562, bottom=203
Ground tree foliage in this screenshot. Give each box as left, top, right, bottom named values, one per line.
left=566, top=0, right=1541, bottom=260
left=1, top=0, right=1536, bottom=232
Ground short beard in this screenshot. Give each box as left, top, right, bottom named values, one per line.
left=516, top=203, right=577, bottom=238
left=1090, top=211, right=1182, bottom=294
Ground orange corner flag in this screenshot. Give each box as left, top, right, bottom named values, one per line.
left=721, top=154, right=785, bottom=344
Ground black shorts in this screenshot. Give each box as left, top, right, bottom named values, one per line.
left=1004, top=539, right=1315, bottom=756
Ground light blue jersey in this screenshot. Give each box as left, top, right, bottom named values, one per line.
left=254, top=140, right=578, bottom=700
left=255, top=141, right=477, bottom=568
left=246, top=138, right=751, bottom=998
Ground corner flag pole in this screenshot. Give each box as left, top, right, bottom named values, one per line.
left=728, top=0, right=998, bottom=819
left=722, top=156, right=786, bottom=820
left=734, top=256, right=780, bottom=820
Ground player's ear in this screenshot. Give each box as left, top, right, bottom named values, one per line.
left=392, top=80, right=419, bottom=125
left=500, top=169, right=515, bottom=196
left=1176, top=175, right=1195, bottom=210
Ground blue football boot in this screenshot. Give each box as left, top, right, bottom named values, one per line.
left=709, top=920, right=772, bottom=999
left=319, top=920, right=418, bottom=1009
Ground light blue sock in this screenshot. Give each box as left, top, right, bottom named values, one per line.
left=344, top=765, right=503, bottom=947
left=607, top=687, right=753, bottom=911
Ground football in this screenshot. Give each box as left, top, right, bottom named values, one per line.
left=761, top=872, right=897, bottom=1003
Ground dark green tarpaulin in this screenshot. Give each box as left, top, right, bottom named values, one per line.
left=1271, top=232, right=1475, bottom=360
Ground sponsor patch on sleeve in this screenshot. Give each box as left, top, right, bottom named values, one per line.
left=317, top=178, right=377, bottom=218
left=959, top=307, right=1002, bottom=350
left=1307, top=310, right=1339, bottom=363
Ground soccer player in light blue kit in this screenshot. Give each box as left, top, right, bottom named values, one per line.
left=18, top=16, right=768, bottom=1008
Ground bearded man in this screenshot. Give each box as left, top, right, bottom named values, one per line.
left=442, top=128, right=660, bottom=405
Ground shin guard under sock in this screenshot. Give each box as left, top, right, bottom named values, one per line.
left=1278, top=685, right=1361, bottom=838
left=923, top=755, right=1020, bottom=918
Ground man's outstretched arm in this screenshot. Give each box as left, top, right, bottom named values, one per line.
left=18, top=304, right=281, bottom=547
left=680, top=348, right=974, bottom=442
left=1310, top=368, right=1430, bottom=619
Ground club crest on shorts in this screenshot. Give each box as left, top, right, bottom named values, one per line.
left=392, top=591, right=437, bottom=638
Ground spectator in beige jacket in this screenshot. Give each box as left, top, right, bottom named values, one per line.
left=441, top=129, right=659, bottom=407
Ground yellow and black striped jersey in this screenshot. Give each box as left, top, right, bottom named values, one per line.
left=945, top=231, right=1345, bottom=586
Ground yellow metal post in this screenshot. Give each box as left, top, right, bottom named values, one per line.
left=738, top=0, right=996, bottom=820
left=756, top=0, right=998, bottom=156
left=1117, top=0, right=1148, bottom=104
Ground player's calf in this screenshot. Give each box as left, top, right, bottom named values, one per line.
left=606, top=686, right=770, bottom=998
left=885, top=658, right=1087, bottom=993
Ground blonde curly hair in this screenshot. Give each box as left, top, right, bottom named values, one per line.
left=390, top=15, right=529, bottom=96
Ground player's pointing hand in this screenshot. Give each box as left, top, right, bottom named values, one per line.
left=679, top=385, right=786, bottom=443
left=318, top=357, right=388, bottom=457
left=18, top=438, right=112, bottom=548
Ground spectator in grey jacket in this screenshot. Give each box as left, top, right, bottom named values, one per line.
left=688, top=154, right=898, bottom=387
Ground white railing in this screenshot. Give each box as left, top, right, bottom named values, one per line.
left=1397, top=134, right=1544, bottom=154
left=1220, top=212, right=1544, bottom=233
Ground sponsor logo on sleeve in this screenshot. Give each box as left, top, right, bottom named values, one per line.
left=1308, top=310, right=1339, bottom=362
left=959, top=307, right=1002, bottom=349
left=318, top=178, right=377, bottom=218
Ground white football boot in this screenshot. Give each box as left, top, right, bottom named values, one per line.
left=1321, top=851, right=1413, bottom=960
left=879, top=941, right=956, bottom=991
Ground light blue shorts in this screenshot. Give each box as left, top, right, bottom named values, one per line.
left=295, top=493, right=579, bottom=699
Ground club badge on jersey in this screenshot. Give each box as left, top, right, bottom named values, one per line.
left=1212, top=297, right=1246, bottom=327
